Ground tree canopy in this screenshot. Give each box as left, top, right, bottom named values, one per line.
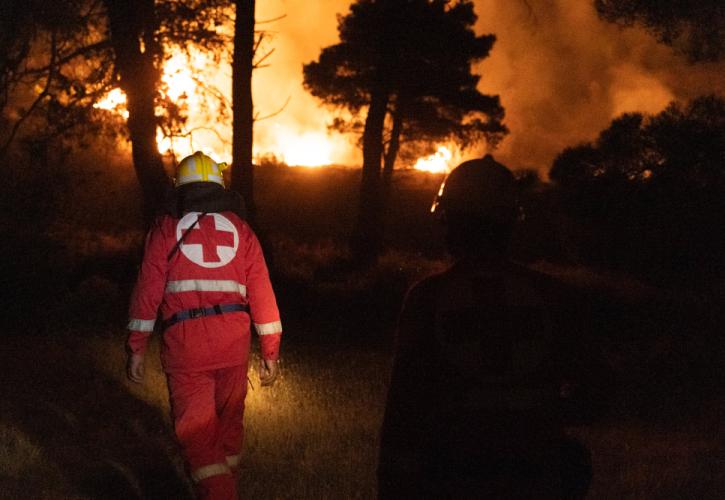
left=595, top=0, right=725, bottom=62
left=0, top=1, right=114, bottom=155
left=303, top=0, right=505, bottom=261
left=304, top=0, right=506, bottom=169
left=551, top=95, right=725, bottom=191
left=550, top=95, right=725, bottom=286
left=0, top=0, right=230, bottom=147
left=0, top=0, right=233, bottom=216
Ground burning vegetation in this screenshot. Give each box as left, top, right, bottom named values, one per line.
left=1, top=0, right=725, bottom=498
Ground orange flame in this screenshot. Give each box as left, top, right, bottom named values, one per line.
left=413, top=146, right=457, bottom=173
left=95, top=48, right=456, bottom=169
left=94, top=88, right=128, bottom=118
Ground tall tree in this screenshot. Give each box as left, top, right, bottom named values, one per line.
left=0, top=1, right=115, bottom=157
left=595, top=0, right=725, bottom=62
left=303, top=0, right=505, bottom=262
left=231, top=0, right=256, bottom=222
left=379, top=0, right=506, bottom=180
left=0, top=1, right=34, bottom=118
left=103, top=0, right=230, bottom=218
left=103, top=0, right=169, bottom=219
left=1, top=0, right=229, bottom=219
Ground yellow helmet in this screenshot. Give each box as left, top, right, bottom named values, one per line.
left=175, top=151, right=229, bottom=187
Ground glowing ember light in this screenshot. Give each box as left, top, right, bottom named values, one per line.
left=272, top=128, right=334, bottom=167
left=155, top=129, right=226, bottom=164
left=414, top=146, right=454, bottom=173
left=94, top=49, right=228, bottom=160
left=91, top=50, right=354, bottom=168
left=93, top=47, right=354, bottom=167
left=162, top=52, right=199, bottom=101
left=93, top=88, right=128, bottom=118
left=156, top=51, right=227, bottom=160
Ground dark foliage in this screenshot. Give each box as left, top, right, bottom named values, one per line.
left=595, top=0, right=725, bottom=62
left=0, top=0, right=231, bottom=217
left=303, top=0, right=505, bottom=262
left=304, top=0, right=506, bottom=167
left=550, top=95, right=725, bottom=288
left=0, top=1, right=116, bottom=157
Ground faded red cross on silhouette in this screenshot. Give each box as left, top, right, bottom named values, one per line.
left=183, top=216, right=234, bottom=263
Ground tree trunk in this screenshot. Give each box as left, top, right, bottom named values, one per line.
left=350, top=85, right=389, bottom=264
left=104, top=0, right=169, bottom=221
left=380, top=103, right=403, bottom=230
left=231, top=0, right=256, bottom=223
left=382, top=103, right=404, bottom=187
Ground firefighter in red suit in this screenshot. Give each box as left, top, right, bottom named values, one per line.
left=126, top=151, right=282, bottom=499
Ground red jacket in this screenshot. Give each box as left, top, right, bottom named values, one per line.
left=127, top=211, right=282, bottom=373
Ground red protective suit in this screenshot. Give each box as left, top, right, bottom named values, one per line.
left=127, top=211, right=282, bottom=499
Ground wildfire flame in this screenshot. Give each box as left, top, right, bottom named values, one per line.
left=162, top=52, right=200, bottom=101
left=413, top=146, right=455, bottom=174
left=94, top=88, right=127, bottom=118
left=272, top=127, right=333, bottom=167
left=94, top=50, right=457, bottom=172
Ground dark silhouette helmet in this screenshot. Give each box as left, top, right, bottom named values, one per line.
left=431, top=154, right=516, bottom=222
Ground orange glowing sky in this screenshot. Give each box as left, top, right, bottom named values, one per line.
left=97, top=0, right=725, bottom=173
left=258, top=0, right=724, bottom=173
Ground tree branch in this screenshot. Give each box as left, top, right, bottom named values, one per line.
left=254, top=96, right=290, bottom=121
left=163, top=125, right=232, bottom=149
left=253, top=47, right=275, bottom=69
left=25, top=40, right=111, bottom=76
left=0, top=32, right=58, bottom=158
left=256, top=14, right=286, bottom=25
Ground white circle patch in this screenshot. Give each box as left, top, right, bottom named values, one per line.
left=176, top=212, right=239, bottom=268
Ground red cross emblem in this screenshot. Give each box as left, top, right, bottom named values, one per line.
left=184, top=216, right=235, bottom=262
left=177, top=213, right=239, bottom=268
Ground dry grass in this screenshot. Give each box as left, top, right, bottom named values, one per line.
left=78, top=329, right=725, bottom=499
left=239, top=349, right=389, bottom=499
left=0, top=334, right=193, bottom=500
left=83, top=332, right=390, bottom=499
left=269, top=234, right=449, bottom=292
left=575, top=416, right=725, bottom=499
left=84, top=331, right=173, bottom=418
left=1, top=322, right=724, bottom=499
left=0, top=421, right=85, bottom=499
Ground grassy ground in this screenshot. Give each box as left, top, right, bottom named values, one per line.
left=239, top=347, right=389, bottom=499
left=576, top=417, right=725, bottom=499
left=3, top=321, right=725, bottom=499
left=3, top=164, right=725, bottom=498
left=0, top=334, right=192, bottom=500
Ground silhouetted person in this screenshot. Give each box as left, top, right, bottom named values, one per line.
left=378, top=155, right=594, bottom=499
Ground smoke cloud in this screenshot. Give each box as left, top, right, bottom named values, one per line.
left=253, top=1, right=360, bottom=165
left=252, top=0, right=725, bottom=172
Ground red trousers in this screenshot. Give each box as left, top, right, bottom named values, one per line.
left=167, top=364, right=248, bottom=500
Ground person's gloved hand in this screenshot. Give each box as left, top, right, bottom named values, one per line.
left=127, top=352, right=145, bottom=384
left=259, top=358, right=279, bottom=387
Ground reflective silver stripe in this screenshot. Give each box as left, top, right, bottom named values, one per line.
left=225, top=454, right=241, bottom=468
left=191, top=463, right=231, bottom=482
left=127, top=319, right=155, bottom=332
left=166, top=279, right=247, bottom=297
left=255, top=321, right=282, bottom=336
